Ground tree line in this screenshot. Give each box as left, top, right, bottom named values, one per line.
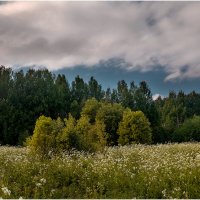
left=1, top=65, right=200, bottom=146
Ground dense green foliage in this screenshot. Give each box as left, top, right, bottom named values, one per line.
left=118, top=110, right=152, bottom=145
left=155, top=91, right=200, bottom=142
left=1, top=65, right=200, bottom=146
left=95, top=102, right=124, bottom=145
left=26, top=116, right=64, bottom=156
left=27, top=114, right=107, bottom=156
left=1, top=143, right=200, bottom=198
left=174, top=116, right=200, bottom=142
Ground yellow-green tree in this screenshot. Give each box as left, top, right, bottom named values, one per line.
left=118, top=110, right=152, bottom=145
left=56, top=114, right=80, bottom=151
left=26, top=115, right=64, bottom=157
left=96, top=102, right=124, bottom=145
left=76, top=115, right=106, bottom=152
left=81, top=98, right=101, bottom=123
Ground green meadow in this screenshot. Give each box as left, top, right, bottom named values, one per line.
left=1, top=143, right=200, bottom=199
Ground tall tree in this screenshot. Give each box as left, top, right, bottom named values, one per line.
left=118, top=110, right=152, bottom=145
left=71, top=75, right=88, bottom=118
left=88, top=76, right=103, bottom=100
left=111, top=89, right=119, bottom=103
left=104, top=88, right=111, bottom=102
left=0, top=65, right=12, bottom=99
left=81, top=98, right=101, bottom=123
left=55, top=74, right=71, bottom=118
left=133, top=81, right=159, bottom=127
left=96, top=102, right=124, bottom=145
left=185, top=91, right=200, bottom=117
left=161, top=91, right=186, bottom=136
left=0, top=66, right=13, bottom=144
left=128, top=80, right=137, bottom=110
left=117, top=80, right=132, bottom=108
left=71, top=75, right=88, bottom=103
left=6, top=69, right=58, bottom=144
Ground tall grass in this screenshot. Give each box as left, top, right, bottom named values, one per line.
left=1, top=143, right=200, bottom=198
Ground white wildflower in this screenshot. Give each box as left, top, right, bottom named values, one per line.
left=1, top=187, right=11, bottom=196
left=40, top=178, right=46, bottom=184
left=196, top=154, right=200, bottom=160
left=162, top=189, right=167, bottom=197
left=36, top=183, right=42, bottom=187
left=51, top=189, right=56, bottom=194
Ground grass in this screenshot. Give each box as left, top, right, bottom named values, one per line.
left=1, top=143, right=200, bottom=198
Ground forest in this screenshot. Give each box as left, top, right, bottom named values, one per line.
left=1, top=65, right=200, bottom=149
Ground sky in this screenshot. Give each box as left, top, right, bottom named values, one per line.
left=1, top=1, right=200, bottom=97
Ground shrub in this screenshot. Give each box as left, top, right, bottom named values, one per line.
left=96, top=103, right=124, bottom=145
left=27, top=114, right=107, bottom=156
left=174, top=115, right=200, bottom=142
left=76, top=115, right=107, bottom=152
left=151, top=126, right=168, bottom=144
left=118, top=110, right=152, bottom=145
left=81, top=98, right=101, bottom=123
left=26, top=116, right=64, bottom=157
left=56, top=114, right=80, bottom=151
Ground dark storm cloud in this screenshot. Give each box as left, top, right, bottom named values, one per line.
left=1, top=2, right=200, bottom=81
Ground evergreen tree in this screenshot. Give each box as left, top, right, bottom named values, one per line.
left=111, top=89, right=119, bottom=103
left=117, top=80, right=132, bottom=108
left=88, top=76, right=103, bottom=100
left=71, top=75, right=88, bottom=118
left=55, top=74, right=71, bottom=118
left=104, top=88, right=111, bottom=102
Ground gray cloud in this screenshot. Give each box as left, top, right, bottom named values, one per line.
left=0, top=2, right=200, bottom=81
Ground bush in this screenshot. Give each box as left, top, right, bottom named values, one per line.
left=26, top=116, right=64, bottom=157
left=56, top=115, right=107, bottom=153
left=151, top=126, right=168, bottom=144
left=118, top=110, right=152, bottom=145
left=81, top=98, right=101, bottom=123
left=174, top=115, right=200, bottom=142
left=27, top=114, right=107, bottom=157
left=96, top=103, right=124, bottom=145
left=56, top=114, right=80, bottom=151
left=76, top=115, right=107, bottom=152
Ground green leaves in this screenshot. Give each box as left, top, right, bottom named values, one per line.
left=28, top=113, right=107, bottom=156
left=174, top=115, right=200, bottom=142
left=81, top=98, right=100, bottom=123
left=118, top=110, right=152, bottom=145
left=96, top=102, right=124, bottom=146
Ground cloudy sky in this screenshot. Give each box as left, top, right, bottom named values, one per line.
left=1, top=1, right=200, bottom=96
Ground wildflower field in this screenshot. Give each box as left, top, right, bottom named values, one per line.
left=1, top=143, right=200, bottom=199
